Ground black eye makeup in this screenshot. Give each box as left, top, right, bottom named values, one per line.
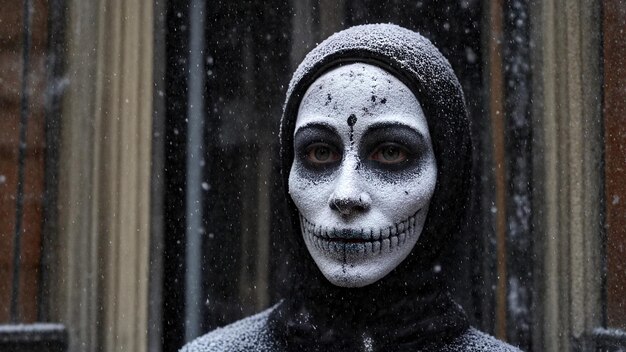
left=369, top=142, right=409, bottom=164
left=359, top=123, right=427, bottom=172
left=294, top=123, right=343, bottom=171
left=305, top=143, right=341, bottom=164
left=293, top=121, right=429, bottom=181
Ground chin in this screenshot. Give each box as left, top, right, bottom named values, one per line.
left=321, top=262, right=393, bottom=288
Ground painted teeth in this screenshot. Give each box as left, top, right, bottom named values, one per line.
left=381, top=238, right=390, bottom=253
left=373, top=241, right=381, bottom=253
left=371, top=228, right=380, bottom=240
left=382, top=227, right=390, bottom=239
left=299, top=210, right=420, bottom=254
left=391, top=236, right=398, bottom=250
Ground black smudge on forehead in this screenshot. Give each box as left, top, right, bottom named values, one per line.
left=347, top=114, right=357, bottom=127
left=348, top=114, right=357, bottom=147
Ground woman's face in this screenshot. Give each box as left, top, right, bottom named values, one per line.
left=288, top=63, right=437, bottom=287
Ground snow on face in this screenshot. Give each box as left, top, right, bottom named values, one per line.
left=288, top=63, right=438, bottom=287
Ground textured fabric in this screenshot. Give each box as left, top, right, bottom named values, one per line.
left=181, top=23, right=520, bottom=351
left=181, top=304, right=521, bottom=352
left=180, top=306, right=278, bottom=352
left=270, top=287, right=475, bottom=351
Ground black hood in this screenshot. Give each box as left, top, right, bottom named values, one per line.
left=271, top=24, right=473, bottom=351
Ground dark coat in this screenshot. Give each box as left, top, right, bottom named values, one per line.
left=181, top=304, right=520, bottom=352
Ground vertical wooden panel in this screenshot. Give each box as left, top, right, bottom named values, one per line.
left=604, top=0, right=626, bottom=330
left=54, top=0, right=99, bottom=349
left=137, top=0, right=153, bottom=347
left=0, top=0, right=48, bottom=324
left=486, top=0, right=508, bottom=340
left=99, top=0, right=153, bottom=350
left=98, top=0, right=122, bottom=349
left=530, top=0, right=603, bottom=350
left=117, top=0, right=140, bottom=348
left=54, top=0, right=153, bottom=351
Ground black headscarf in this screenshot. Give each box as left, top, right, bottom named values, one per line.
left=270, top=24, right=473, bottom=351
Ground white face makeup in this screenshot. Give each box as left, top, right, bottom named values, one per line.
left=288, top=63, right=438, bottom=287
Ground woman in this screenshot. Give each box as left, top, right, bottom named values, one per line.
left=182, top=23, right=520, bottom=352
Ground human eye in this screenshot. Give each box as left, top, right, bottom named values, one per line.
left=305, top=143, right=341, bottom=164
left=369, top=142, right=409, bottom=164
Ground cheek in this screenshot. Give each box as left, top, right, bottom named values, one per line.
left=365, top=160, right=437, bottom=213
left=288, top=163, right=335, bottom=215
left=404, top=158, right=437, bottom=200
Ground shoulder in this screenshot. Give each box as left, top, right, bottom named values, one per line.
left=440, top=328, right=523, bottom=352
left=179, top=305, right=279, bottom=352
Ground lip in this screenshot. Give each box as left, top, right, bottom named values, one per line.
left=300, top=210, right=421, bottom=254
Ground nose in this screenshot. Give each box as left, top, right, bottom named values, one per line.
left=329, top=192, right=372, bottom=215
left=328, top=160, right=372, bottom=216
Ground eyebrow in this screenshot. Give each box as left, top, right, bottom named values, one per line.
left=363, top=121, right=427, bottom=143
left=293, top=121, right=339, bottom=139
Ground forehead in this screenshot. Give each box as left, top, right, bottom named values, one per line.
left=295, top=63, right=428, bottom=133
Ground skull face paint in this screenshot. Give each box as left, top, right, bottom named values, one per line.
left=288, top=63, right=438, bottom=287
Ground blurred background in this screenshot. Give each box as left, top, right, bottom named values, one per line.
left=0, top=0, right=624, bottom=351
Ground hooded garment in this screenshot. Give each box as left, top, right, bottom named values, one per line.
left=181, top=24, right=521, bottom=352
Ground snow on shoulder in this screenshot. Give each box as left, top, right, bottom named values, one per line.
left=179, top=305, right=279, bottom=352
left=442, top=328, right=523, bottom=352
